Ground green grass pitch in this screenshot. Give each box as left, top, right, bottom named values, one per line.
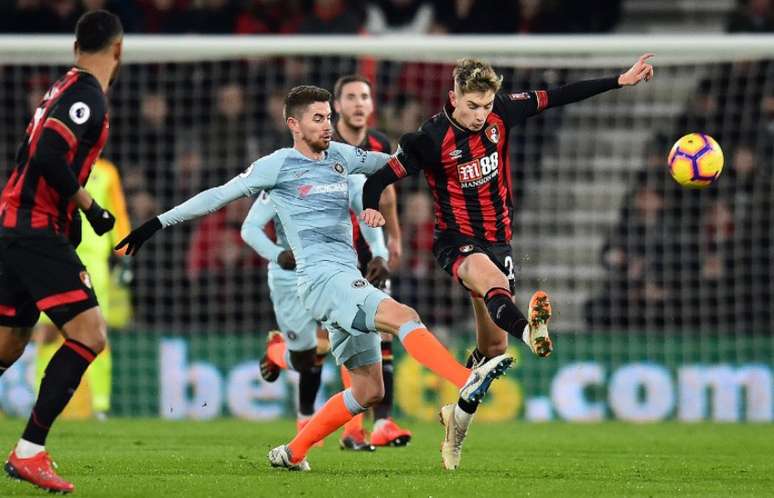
left=0, top=419, right=772, bottom=497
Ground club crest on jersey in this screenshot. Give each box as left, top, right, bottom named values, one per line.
left=287, top=330, right=298, bottom=341
left=332, top=162, right=345, bottom=175
left=459, top=244, right=474, bottom=254
left=486, top=125, right=499, bottom=144
left=79, top=271, right=92, bottom=289
left=351, top=278, right=368, bottom=289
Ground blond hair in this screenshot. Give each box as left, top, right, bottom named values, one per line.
left=452, top=58, right=502, bottom=95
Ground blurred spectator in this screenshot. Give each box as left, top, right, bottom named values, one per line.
left=381, top=93, right=426, bottom=140
left=431, top=0, right=514, bottom=34
left=82, top=0, right=142, bottom=32
left=45, top=0, right=84, bottom=33
left=187, top=197, right=259, bottom=279
left=298, top=0, right=363, bottom=34
left=365, top=0, right=433, bottom=34
left=587, top=179, right=673, bottom=330
left=137, top=0, right=191, bottom=33
left=257, top=88, right=292, bottom=155
left=188, top=0, right=238, bottom=34
left=0, top=0, right=54, bottom=33
left=727, top=0, right=774, bottom=32
left=202, top=82, right=255, bottom=179
left=235, top=0, right=303, bottom=34
left=401, top=191, right=435, bottom=276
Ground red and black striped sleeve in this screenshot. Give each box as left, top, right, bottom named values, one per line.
left=495, top=77, right=621, bottom=125
left=362, top=131, right=434, bottom=210
left=33, top=83, right=106, bottom=198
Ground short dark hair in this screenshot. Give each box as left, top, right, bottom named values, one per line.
left=76, top=10, right=123, bottom=53
left=333, top=75, right=372, bottom=100
left=284, top=85, right=331, bottom=120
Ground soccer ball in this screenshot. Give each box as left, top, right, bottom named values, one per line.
left=667, top=133, right=724, bottom=189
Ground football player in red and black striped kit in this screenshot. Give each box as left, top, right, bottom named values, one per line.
left=0, top=11, right=123, bottom=493
left=332, top=75, right=412, bottom=450
left=362, top=55, right=654, bottom=469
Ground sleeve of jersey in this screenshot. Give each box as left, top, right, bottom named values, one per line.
left=159, top=153, right=282, bottom=228
left=348, top=175, right=389, bottom=260
left=44, top=85, right=107, bottom=149
left=33, top=86, right=107, bottom=199
left=341, top=143, right=392, bottom=176
left=240, top=193, right=284, bottom=263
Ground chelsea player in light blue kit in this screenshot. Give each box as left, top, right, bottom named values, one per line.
left=240, top=175, right=389, bottom=452
left=116, top=85, right=513, bottom=471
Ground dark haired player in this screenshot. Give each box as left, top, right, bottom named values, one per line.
left=118, top=85, right=513, bottom=472
left=0, top=10, right=123, bottom=493
left=331, top=74, right=411, bottom=449
left=361, top=55, right=654, bottom=469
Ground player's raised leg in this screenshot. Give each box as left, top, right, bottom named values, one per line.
left=339, top=365, right=375, bottom=451
left=457, top=253, right=553, bottom=358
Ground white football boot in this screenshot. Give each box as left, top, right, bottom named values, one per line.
left=268, top=445, right=311, bottom=472
left=439, top=403, right=471, bottom=470
left=523, top=290, right=553, bottom=357
left=458, top=353, right=513, bottom=404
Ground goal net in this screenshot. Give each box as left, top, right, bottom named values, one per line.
left=0, top=35, right=772, bottom=421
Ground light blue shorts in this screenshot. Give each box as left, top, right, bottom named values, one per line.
left=300, top=269, right=390, bottom=369
left=267, top=270, right=318, bottom=353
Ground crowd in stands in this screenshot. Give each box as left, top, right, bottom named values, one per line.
left=0, top=0, right=623, bottom=35
left=588, top=60, right=774, bottom=334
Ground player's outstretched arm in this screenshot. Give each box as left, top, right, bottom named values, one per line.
left=116, top=153, right=283, bottom=256
left=240, top=192, right=287, bottom=265
left=115, top=178, right=247, bottom=256
left=544, top=53, right=654, bottom=109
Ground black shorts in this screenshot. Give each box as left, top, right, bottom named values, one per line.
left=433, top=230, right=516, bottom=295
left=0, top=235, right=98, bottom=329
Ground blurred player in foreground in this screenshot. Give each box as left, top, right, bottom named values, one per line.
left=34, top=157, right=131, bottom=420
left=362, top=54, right=654, bottom=469
left=0, top=11, right=122, bottom=493
left=241, top=174, right=389, bottom=451
left=117, top=85, right=513, bottom=471
left=331, top=74, right=411, bottom=449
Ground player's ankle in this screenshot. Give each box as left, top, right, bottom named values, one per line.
left=15, top=439, right=45, bottom=459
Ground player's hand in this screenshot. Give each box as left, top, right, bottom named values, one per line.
left=277, top=250, right=296, bottom=271
left=114, top=217, right=162, bottom=256
left=618, top=53, right=654, bottom=86
left=359, top=208, right=385, bottom=228
left=365, top=256, right=390, bottom=288
left=387, top=238, right=402, bottom=270
left=83, top=199, right=115, bottom=236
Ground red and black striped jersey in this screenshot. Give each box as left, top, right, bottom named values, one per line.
left=388, top=91, right=548, bottom=244
left=0, top=67, right=109, bottom=237
left=333, top=126, right=393, bottom=266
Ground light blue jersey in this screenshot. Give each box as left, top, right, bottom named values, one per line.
left=240, top=175, right=389, bottom=354
left=159, top=142, right=392, bottom=368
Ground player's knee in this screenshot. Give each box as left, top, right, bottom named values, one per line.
left=289, top=348, right=317, bottom=372
left=395, top=304, right=420, bottom=324
left=361, top=385, right=385, bottom=407
left=66, top=314, right=107, bottom=354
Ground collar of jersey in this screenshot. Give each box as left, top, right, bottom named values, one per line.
left=443, top=99, right=469, bottom=133
left=290, top=147, right=329, bottom=161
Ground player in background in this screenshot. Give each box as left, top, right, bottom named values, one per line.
left=361, top=55, right=655, bottom=469
left=241, top=174, right=390, bottom=452
left=34, top=157, right=131, bottom=420
left=116, top=85, right=513, bottom=471
left=332, top=74, right=411, bottom=449
left=0, top=11, right=122, bottom=493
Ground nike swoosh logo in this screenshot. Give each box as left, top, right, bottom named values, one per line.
left=496, top=304, right=506, bottom=320
left=461, top=372, right=481, bottom=392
